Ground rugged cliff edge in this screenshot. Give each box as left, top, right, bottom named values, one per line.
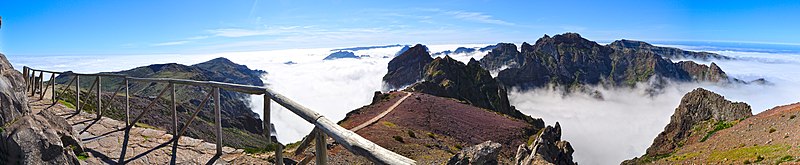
left=1, top=53, right=84, bottom=164
left=484, top=33, right=740, bottom=92
left=383, top=44, right=434, bottom=90
left=623, top=88, right=753, bottom=164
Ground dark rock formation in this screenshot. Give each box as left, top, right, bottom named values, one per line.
left=447, top=141, right=502, bottom=165
left=624, top=88, right=751, bottom=164
left=323, top=51, right=359, bottom=60
left=394, top=45, right=411, bottom=57
left=514, top=123, right=576, bottom=165
left=407, top=56, right=541, bottom=125
left=608, top=39, right=731, bottom=60
left=648, top=88, right=751, bottom=155
left=0, top=53, right=29, bottom=125
left=676, top=61, right=729, bottom=82
left=479, top=43, right=526, bottom=71
left=493, top=33, right=735, bottom=91
left=383, top=44, right=434, bottom=89
left=1, top=53, right=83, bottom=164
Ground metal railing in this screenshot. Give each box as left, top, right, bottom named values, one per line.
left=22, top=66, right=416, bottom=165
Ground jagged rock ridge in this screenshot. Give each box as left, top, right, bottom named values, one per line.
left=483, top=33, right=737, bottom=91
left=383, top=44, right=434, bottom=89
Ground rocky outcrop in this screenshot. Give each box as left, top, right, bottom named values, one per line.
left=494, top=33, right=736, bottom=91
left=323, top=51, right=359, bottom=60
left=407, top=56, right=542, bottom=125
left=479, top=43, right=526, bottom=71
left=624, top=88, right=751, bottom=164
left=383, top=44, right=434, bottom=89
left=608, top=39, right=731, bottom=60
left=514, top=123, right=576, bottom=165
left=0, top=53, right=29, bottom=125
left=676, top=61, right=729, bottom=82
left=1, top=110, right=83, bottom=164
left=1, top=53, right=83, bottom=164
left=447, top=141, right=502, bottom=165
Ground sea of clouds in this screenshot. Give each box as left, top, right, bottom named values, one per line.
left=7, top=43, right=799, bottom=165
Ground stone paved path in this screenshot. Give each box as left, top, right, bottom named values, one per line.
left=28, top=92, right=271, bottom=164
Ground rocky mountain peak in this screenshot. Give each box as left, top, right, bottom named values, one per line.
left=645, top=88, right=751, bottom=156
left=383, top=44, right=434, bottom=89
left=479, top=43, right=525, bottom=71
left=514, top=122, right=576, bottom=165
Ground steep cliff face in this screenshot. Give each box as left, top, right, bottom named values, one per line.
left=624, top=88, right=752, bottom=164
left=493, top=33, right=734, bottom=91
left=514, top=123, right=576, bottom=165
left=647, top=88, right=751, bottom=155
left=0, top=53, right=29, bottom=125
left=407, top=56, right=542, bottom=125
left=479, top=43, right=526, bottom=71
left=676, top=61, right=729, bottom=82
left=383, top=44, right=434, bottom=89
left=1, top=53, right=83, bottom=164
left=608, top=39, right=731, bottom=60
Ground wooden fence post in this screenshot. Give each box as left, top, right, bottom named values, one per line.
left=264, top=94, right=271, bottom=144
left=125, top=78, right=130, bottom=126
left=96, top=76, right=102, bottom=118
left=214, top=87, right=222, bottom=155
left=316, top=131, right=327, bottom=165
left=75, top=75, right=80, bottom=113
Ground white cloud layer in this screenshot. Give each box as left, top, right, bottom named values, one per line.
left=7, top=44, right=799, bottom=164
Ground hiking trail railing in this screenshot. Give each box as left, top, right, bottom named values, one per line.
left=22, top=66, right=415, bottom=165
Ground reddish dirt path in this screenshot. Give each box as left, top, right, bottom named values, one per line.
left=350, top=91, right=412, bottom=132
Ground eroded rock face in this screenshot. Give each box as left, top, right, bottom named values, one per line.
left=676, top=61, right=729, bottom=82
left=0, top=53, right=29, bottom=125
left=514, top=123, right=576, bottom=165
left=383, top=44, right=434, bottom=89
left=407, top=56, right=543, bottom=126
left=447, top=141, right=502, bottom=165
left=492, top=33, right=737, bottom=91
left=646, top=88, right=751, bottom=156
left=479, top=43, right=526, bottom=71
left=0, top=53, right=82, bottom=164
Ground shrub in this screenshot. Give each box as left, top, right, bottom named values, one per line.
left=407, top=130, right=417, bottom=138
left=778, top=155, right=795, bottom=164
left=701, top=120, right=736, bottom=142
left=791, top=115, right=797, bottom=119
left=754, top=155, right=764, bottom=163
left=426, top=132, right=436, bottom=139
left=769, top=128, right=777, bottom=133
left=392, top=136, right=404, bottom=143
left=454, top=144, right=463, bottom=150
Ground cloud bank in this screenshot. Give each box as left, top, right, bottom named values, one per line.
left=7, top=44, right=799, bottom=164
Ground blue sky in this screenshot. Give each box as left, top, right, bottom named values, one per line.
left=1, top=0, right=799, bottom=56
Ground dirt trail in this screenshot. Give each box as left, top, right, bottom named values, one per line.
left=350, top=91, right=412, bottom=132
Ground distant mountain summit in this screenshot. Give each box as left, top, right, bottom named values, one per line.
left=383, top=44, right=434, bottom=89
left=482, top=33, right=742, bottom=92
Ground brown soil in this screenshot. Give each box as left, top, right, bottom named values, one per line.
left=323, top=91, right=536, bottom=164
left=652, top=102, right=800, bottom=164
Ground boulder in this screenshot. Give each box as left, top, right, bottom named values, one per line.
left=646, top=88, right=751, bottom=156
left=0, top=53, right=30, bottom=125
left=0, top=53, right=83, bottom=164
left=514, top=123, right=576, bottom=165
left=447, top=141, right=502, bottom=165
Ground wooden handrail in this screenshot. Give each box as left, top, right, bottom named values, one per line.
left=24, top=67, right=416, bottom=165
